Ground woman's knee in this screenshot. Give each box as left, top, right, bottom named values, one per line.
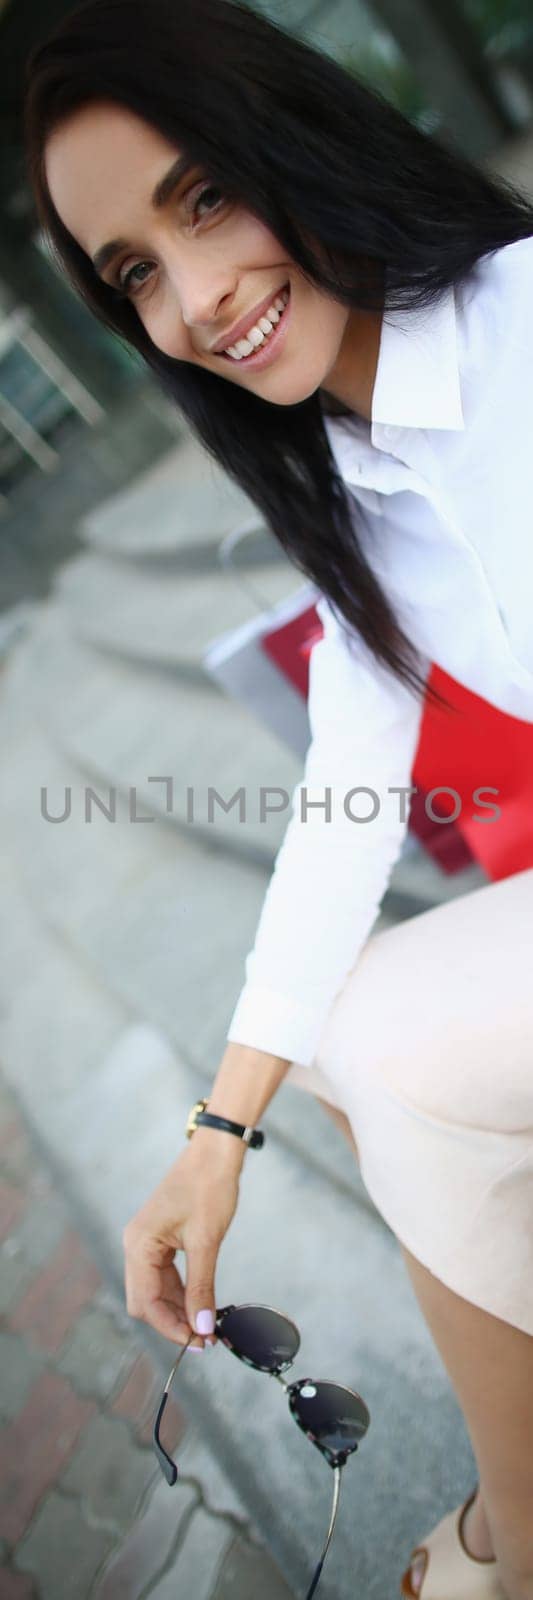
left=326, top=874, right=533, bottom=1131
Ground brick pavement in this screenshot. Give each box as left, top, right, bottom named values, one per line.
left=0, top=1069, right=295, bottom=1599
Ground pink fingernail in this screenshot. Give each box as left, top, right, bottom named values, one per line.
left=196, top=1309, right=215, bottom=1335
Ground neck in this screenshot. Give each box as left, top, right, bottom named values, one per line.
left=322, top=305, right=383, bottom=422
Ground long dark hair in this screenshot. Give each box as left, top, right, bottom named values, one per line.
left=23, top=0, right=533, bottom=708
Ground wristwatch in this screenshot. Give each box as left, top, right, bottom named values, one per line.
left=185, top=1096, right=265, bottom=1149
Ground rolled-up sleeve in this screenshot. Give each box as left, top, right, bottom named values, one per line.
left=226, top=592, right=427, bottom=1066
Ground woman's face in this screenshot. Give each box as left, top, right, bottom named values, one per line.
left=45, top=101, right=376, bottom=410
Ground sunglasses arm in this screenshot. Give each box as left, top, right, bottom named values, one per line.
left=153, top=1336, right=193, bottom=1486
left=271, top=1369, right=345, bottom=1599
left=304, top=1466, right=342, bottom=1600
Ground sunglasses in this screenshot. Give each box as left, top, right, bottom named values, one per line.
left=153, top=1302, right=371, bottom=1599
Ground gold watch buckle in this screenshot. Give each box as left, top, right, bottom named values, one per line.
left=186, top=1097, right=209, bottom=1139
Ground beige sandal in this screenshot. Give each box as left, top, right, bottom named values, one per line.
left=400, top=1489, right=506, bottom=1598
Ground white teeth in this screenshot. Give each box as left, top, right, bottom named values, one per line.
left=224, top=285, right=289, bottom=358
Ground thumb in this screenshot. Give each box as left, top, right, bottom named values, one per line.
left=184, top=1235, right=220, bottom=1343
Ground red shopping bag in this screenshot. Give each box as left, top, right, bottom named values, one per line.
left=410, top=663, right=533, bottom=880
left=262, top=607, right=533, bottom=881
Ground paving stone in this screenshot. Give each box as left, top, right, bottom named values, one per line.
left=0, top=1567, right=38, bottom=1599
left=148, top=1504, right=234, bottom=1599
left=0, top=1242, right=35, bottom=1316
left=110, top=1350, right=161, bottom=1431
left=7, top=1229, right=102, bottom=1353
left=110, top=1351, right=188, bottom=1454
left=92, top=1282, right=133, bottom=1333
left=0, top=1332, right=45, bottom=1424
left=93, top=1475, right=199, bottom=1599
left=136, top=1386, right=189, bottom=1455
left=59, top=1413, right=157, bottom=1534
left=56, top=1304, right=138, bottom=1402
left=8, top=1182, right=70, bottom=1273
left=0, top=1172, right=70, bottom=1324
left=0, top=1179, right=28, bottom=1242
left=0, top=1370, right=96, bottom=1544
left=212, top=1532, right=297, bottom=1599
left=14, top=1490, right=115, bottom=1599
left=0, top=1116, right=34, bottom=1187
left=0, top=1077, right=17, bottom=1119
left=169, top=1426, right=256, bottom=1532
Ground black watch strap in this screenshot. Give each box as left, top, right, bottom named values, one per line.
left=197, top=1111, right=264, bottom=1148
left=186, top=1098, right=265, bottom=1148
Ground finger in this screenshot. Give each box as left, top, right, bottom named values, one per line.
left=124, top=1237, right=183, bottom=1319
left=148, top=1268, right=208, bottom=1348
left=124, top=1251, right=206, bottom=1347
left=183, top=1230, right=220, bottom=1345
left=143, top=1297, right=205, bottom=1347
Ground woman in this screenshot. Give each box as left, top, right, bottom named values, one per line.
left=23, top=2, right=533, bottom=1595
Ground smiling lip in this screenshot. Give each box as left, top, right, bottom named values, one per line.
left=211, top=283, right=290, bottom=355
left=221, top=288, right=292, bottom=371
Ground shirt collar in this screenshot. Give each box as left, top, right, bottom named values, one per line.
left=370, top=282, right=465, bottom=440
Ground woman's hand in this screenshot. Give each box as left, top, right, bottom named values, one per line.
left=122, top=1134, right=243, bottom=1349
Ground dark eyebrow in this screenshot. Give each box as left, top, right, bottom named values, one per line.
left=91, top=154, right=195, bottom=277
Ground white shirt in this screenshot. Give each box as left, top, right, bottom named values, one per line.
left=226, top=234, right=533, bottom=1068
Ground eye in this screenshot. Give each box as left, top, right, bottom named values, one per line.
left=118, top=260, right=154, bottom=296
left=187, top=181, right=226, bottom=225
left=113, top=181, right=227, bottom=299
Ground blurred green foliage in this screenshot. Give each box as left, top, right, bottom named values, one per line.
left=339, top=39, right=440, bottom=133
left=462, top=0, right=533, bottom=59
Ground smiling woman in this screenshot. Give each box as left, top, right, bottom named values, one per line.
left=23, top=0, right=533, bottom=707
left=21, top=8, right=533, bottom=1600
left=42, top=100, right=305, bottom=380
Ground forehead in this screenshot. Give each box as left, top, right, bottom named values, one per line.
left=44, top=101, right=183, bottom=255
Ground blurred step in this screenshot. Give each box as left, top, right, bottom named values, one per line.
left=7, top=603, right=302, bottom=869
left=52, top=548, right=304, bottom=674
left=79, top=430, right=266, bottom=560
left=0, top=659, right=389, bottom=1202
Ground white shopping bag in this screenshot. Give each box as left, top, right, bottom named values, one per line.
left=203, top=577, right=323, bottom=760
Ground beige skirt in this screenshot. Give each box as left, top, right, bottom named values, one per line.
left=285, top=868, right=533, bottom=1337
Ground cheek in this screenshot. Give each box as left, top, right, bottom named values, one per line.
left=231, top=210, right=288, bottom=262
left=138, top=297, right=191, bottom=361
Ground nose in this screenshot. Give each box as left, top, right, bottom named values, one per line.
left=174, top=263, right=239, bottom=343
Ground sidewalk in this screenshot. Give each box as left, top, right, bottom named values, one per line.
left=0, top=1067, right=296, bottom=1600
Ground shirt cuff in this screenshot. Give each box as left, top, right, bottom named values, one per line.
left=226, top=983, right=332, bottom=1069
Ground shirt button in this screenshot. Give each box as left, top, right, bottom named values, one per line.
left=383, top=424, right=395, bottom=440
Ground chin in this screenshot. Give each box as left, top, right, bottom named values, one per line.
left=253, top=371, right=324, bottom=407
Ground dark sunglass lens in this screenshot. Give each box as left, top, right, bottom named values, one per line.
left=289, top=1381, right=370, bottom=1462
left=219, top=1306, right=299, bottom=1370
